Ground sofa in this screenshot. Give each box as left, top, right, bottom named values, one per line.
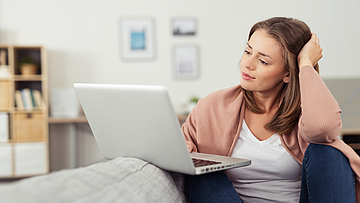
left=0, top=157, right=188, bottom=203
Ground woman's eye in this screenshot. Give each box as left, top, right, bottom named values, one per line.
left=244, top=50, right=251, bottom=55
left=260, top=59, right=268, bottom=65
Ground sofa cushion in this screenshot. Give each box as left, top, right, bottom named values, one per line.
left=0, top=157, right=183, bottom=203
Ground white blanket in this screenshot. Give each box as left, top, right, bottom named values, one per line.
left=0, top=157, right=185, bottom=203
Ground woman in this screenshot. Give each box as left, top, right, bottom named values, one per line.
left=182, top=17, right=360, bottom=202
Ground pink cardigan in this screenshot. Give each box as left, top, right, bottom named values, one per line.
left=182, top=65, right=360, bottom=202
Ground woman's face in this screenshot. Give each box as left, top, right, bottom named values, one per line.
left=240, top=29, right=289, bottom=95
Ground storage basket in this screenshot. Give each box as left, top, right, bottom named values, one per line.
left=14, top=113, right=45, bottom=141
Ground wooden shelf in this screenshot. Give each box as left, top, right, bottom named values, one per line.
left=0, top=45, right=49, bottom=179
left=0, top=78, right=11, bottom=81
left=341, top=129, right=360, bottom=151
left=14, top=109, right=44, bottom=113
left=14, top=75, right=43, bottom=81
left=48, top=116, right=87, bottom=124
left=341, top=129, right=360, bottom=135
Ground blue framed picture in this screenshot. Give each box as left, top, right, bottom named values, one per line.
left=121, top=18, right=155, bottom=61
left=131, top=31, right=146, bottom=50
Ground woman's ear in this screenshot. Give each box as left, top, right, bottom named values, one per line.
left=283, top=72, right=290, bottom=83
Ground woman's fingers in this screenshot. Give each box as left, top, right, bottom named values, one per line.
left=298, top=33, right=323, bottom=68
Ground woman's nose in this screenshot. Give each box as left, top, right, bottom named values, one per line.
left=241, top=55, right=255, bottom=71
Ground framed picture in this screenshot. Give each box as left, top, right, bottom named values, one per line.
left=172, top=45, right=200, bottom=79
left=172, top=18, right=197, bottom=36
left=120, top=18, right=156, bottom=61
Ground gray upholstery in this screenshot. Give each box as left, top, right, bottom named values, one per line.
left=0, top=157, right=187, bottom=203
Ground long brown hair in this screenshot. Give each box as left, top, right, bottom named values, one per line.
left=241, top=17, right=319, bottom=135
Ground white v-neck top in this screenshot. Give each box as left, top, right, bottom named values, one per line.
left=225, top=120, right=301, bottom=203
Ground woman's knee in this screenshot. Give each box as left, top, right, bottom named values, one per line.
left=184, top=172, right=243, bottom=203
left=304, top=143, right=349, bottom=164
left=303, top=143, right=354, bottom=180
left=301, top=143, right=356, bottom=202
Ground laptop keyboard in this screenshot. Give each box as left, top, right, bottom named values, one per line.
left=192, top=158, right=222, bottom=167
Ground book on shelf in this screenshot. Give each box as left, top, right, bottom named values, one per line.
left=32, top=89, right=42, bottom=108
left=15, top=88, right=43, bottom=110
left=0, top=112, right=9, bottom=142
left=15, top=90, right=24, bottom=110
left=21, top=88, right=33, bottom=110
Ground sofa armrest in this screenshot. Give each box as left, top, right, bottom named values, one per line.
left=0, top=157, right=184, bottom=203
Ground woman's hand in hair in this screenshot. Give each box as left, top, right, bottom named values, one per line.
left=297, top=33, right=323, bottom=69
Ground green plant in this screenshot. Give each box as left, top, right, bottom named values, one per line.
left=19, top=56, right=35, bottom=65
left=189, top=95, right=200, bottom=104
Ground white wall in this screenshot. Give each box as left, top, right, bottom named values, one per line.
left=1, top=0, right=360, bottom=110
left=1, top=0, right=359, bottom=170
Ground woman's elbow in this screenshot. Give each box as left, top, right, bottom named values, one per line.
left=300, top=116, right=342, bottom=143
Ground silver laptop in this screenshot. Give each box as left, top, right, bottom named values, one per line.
left=73, top=83, right=251, bottom=175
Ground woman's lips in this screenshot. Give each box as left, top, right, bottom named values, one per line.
left=242, top=72, right=255, bottom=80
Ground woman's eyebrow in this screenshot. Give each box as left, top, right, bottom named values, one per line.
left=247, top=43, right=273, bottom=60
left=246, top=43, right=252, bottom=49
left=259, top=52, right=273, bottom=59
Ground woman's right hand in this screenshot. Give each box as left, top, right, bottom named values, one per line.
left=297, top=33, right=323, bottom=69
